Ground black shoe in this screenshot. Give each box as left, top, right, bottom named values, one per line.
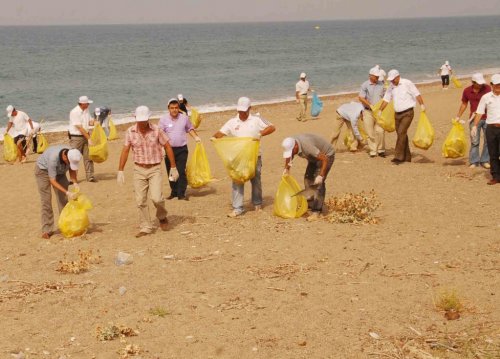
left=378, top=152, right=386, bottom=158
left=370, top=154, right=376, bottom=158
left=178, top=196, right=189, bottom=201
left=167, top=194, right=176, bottom=200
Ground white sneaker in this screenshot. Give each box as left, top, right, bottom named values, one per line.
left=469, top=164, right=479, bottom=169
left=482, top=163, right=491, bottom=169
left=254, top=205, right=263, bottom=212
left=227, top=210, right=243, bottom=218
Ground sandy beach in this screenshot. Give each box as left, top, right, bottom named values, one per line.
left=1, top=80, right=499, bottom=358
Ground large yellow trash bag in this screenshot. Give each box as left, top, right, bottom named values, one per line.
left=3, top=134, right=18, bottom=162
left=343, top=121, right=367, bottom=150
left=412, top=112, right=435, bottom=150
left=212, top=137, right=259, bottom=184
left=451, top=76, right=462, bottom=88
left=36, top=133, right=48, bottom=154
left=442, top=119, right=467, bottom=158
left=108, top=119, right=118, bottom=140
left=58, top=194, right=93, bottom=238
left=273, top=175, right=308, bottom=219
left=372, top=100, right=396, bottom=132
left=190, top=108, right=201, bottom=129
left=187, top=142, right=212, bottom=188
left=89, top=124, right=109, bottom=163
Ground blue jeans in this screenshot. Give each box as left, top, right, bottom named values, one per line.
left=469, top=119, right=489, bottom=165
left=231, top=157, right=262, bottom=214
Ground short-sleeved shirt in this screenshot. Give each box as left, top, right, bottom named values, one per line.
left=383, top=78, right=420, bottom=113
left=8, top=110, right=31, bottom=137
left=476, top=92, right=500, bottom=125
left=219, top=114, right=273, bottom=155
left=461, top=85, right=491, bottom=120
left=359, top=80, right=385, bottom=108
left=337, top=102, right=364, bottom=140
left=158, top=113, right=194, bottom=147
left=440, top=64, right=451, bottom=76
left=124, top=123, right=170, bottom=164
left=293, top=133, right=335, bottom=162
left=36, top=145, right=70, bottom=178
left=69, top=105, right=92, bottom=135
left=296, top=80, right=310, bottom=95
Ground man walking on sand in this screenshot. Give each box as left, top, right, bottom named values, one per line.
left=471, top=74, right=500, bottom=185
left=212, top=97, right=275, bottom=217
left=5, top=105, right=34, bottom=163
left=117, top=105, right=179, bottom=237
left=296, top=72, right=310, bottom=122
left=358, top=66, right=386, bottom=157
left=379, top=70, right=426, bottom=165
left=329, top=101, right=367, bottom=152
left=438, top=61, right=453, bottom=90
left=455, top=73, right=491, bottom=169
left=69, top=95, right=96, bottom=182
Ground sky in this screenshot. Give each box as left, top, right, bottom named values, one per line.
left=1, top=0, right=500, bottom=26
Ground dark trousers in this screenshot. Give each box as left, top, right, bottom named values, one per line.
left=304, top=154, right=335, bottom=212
left=394, top=108, right=414, bottom=162
left=486, top=125, right=500, bottom=181
left=165, top=145, right=188, bottom=198
left=441, top=75, right=450, bottom=86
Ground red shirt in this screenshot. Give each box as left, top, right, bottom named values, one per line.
left=462, top=84, right=491, bottom=120
left=124, top=123, right=170, bottom=164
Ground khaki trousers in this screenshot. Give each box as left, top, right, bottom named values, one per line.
left=394, top=108, right=414, bottom=162
left=133, top=164, right=167, bottom=233
left=297, top=94, right=307, bottom=121
left=69, top=136, right=94, bottom=180
left=35, top=166, right=69, bottom=234
left=363, top=110, right=386, bottom=155
left=330, top=114, right=358, bottom=151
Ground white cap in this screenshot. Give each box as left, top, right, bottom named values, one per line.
left=135, top=105, right=151, bottom=122
left=282, top=137, right=296, bottom=159
left=177, top=94, right=184, bottom=101
left=378, top=69, right=386, bottom=81
left=67, top=149, right=82, bottom=171
left=387, top=69, right=400, bottom=81
left=94, top=107, right=101, bottom=116
left=300, top=72, right=306, bottom=79
left=236, top=97, right=251, bottom=112
left=491, top=74, right=500, bottom=85
left=78, top=95, right=93, bottom=104
left=6, top=105, right=14, bottom=117
left=471, top=73, right=486, bottom=85
left=445, top=60, right=449, bottom=65
left=167, top=98, right=179, bottom=106
left=369, top=67, right=380, bottom=77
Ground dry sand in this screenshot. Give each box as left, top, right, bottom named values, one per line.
left=1, top=81, right=499, bottom=358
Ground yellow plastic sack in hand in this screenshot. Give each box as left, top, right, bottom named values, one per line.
left=58, top=193, right=93, bottom=238
left=442, top=119, right=467, bottom=158
left=372, top=100, right=396, bottom=132
left=187, top=142, right=212, bottom=188
left=108, top=119, right=118, bottom=140
left=343, top=121, right=367, bottom=150
left=3, top=134, right=18, bottom=162
left=451, top=76, right=462, bottom=88
left=190, top=108, right=201, bottom=129
left=212, top=137, right=259, bottom=184
left=36, top=133, right=48, bottom=154
left=412, top=112, right=435, bottom=150
left=89, top=124, right=109, bottom=163
left=273, top=175, right=308, bottom=219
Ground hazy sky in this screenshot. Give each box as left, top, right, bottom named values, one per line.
left=1, top=0, right=500, bottom=25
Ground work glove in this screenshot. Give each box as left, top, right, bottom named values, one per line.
left=88, top=139, right=94, bottom=146
left=194, top=136, right=201, bottom=143
left=117, top=171, right=125, bottom=185
left=169, top=167, right=179, bottom=182
left=454, top=116, right=465, bottom=125
left=470, top=126, right=478, bottom=138
left=282, top=168, right=289, bottom=176
left=376, top=110, right=382, bottom=118
left=73, top=182, right=80, bottom=192
left=420, top=104, right=426, bottom=112
left=313, top=175, right=323, bottom=186
left=66, top=191, right=79, bottom=201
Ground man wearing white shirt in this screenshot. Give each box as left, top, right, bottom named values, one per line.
left=5, top=105, right=34, bottom=163
left=471, top=74, right=500, bottom=185
left=69, top=95, right=96, bottom=182
left=379, top=70, right=426, bottom=164
left=295, top=72, right=310, bottom=122
left=213, top=97, right=275, bottom=217
left=438, top=61, right=452, bottom=90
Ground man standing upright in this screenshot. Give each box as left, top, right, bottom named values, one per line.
left=438, top=61, right=452, bottom=90
left=5, top=105, right=34, bottom=163
left=358, top=66, right=386, bottom=157
left=69, top=96, right=96, bottom=182
left=379, top=70, right=426, bottom=165
left=455, top=73, right=491, bottom=169
left=295, top=73, right=310, bottom=122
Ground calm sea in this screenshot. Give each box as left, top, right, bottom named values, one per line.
left=1, top=16, right=499, bottom=131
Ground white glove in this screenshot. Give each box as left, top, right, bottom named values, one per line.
left=169, top=167, right=179, bottom=182
left=376, top=110, right=382, bottom=118
left=470, top=126, right=478, bottom=138
left=282, top=168, right=289, bottom=176
left=194, top=136, right=201, bottom=143
left=66, top=191, right=79, bottom=201
left=117, top=171, right=125, bottom=185
left=420, top=104, right=426, bottom=112
left=73, top=182, right=80, bottom=192
left=88, top=139, right=94, bottom=146
left=313, top=175, right=323, bottom=185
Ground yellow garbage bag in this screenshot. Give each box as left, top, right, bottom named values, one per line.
left=451, top=76, right=462, bottom=88
left=343, top=121, right=367, bottom=150
left=3, top=134, right=18, bottom=162
left=273, top=175, right=308, bottom=219
left=212, top=137, right=259, bottom=184
left=190, top=108, right=201, bottom=129
left=89, top=124, right=109, bottom=163
left=36, top=133, right=48, bottom=154
left=108, top=119, right=118, bottom=140
left=58, top=193, right=93, bottom=238
left=187, top=142, right=212, bottom=188
left=412, top=112, right=435, bottom=150
left=372, top=100, right=396, bottom=132
left=442, top=119, right=467, bottom=158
